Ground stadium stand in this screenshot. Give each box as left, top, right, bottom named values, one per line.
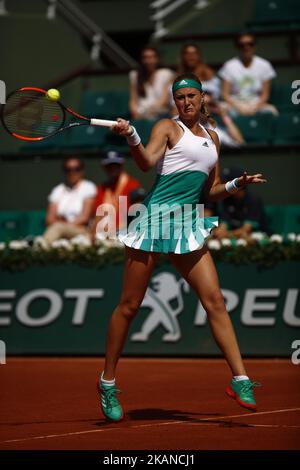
left=80, top=91, right=119, bottom=120
left=0, top=211, right=29, bottom=241
left=27, top=210, right=47, bottom=238
left=233, top=114, right=274, bottom=145
left=0, top=0, right=299, bottom=240
left=272, top=112, right=300, bottom=145
left=59, top=126, right=107, bottom=151
left=79, top=90, right=130, bottom=120
left=248, top=0, right=300, bottom=31
left=270, top=83, right=296, bottom=112
left=0, top=210, right=46, bottom=241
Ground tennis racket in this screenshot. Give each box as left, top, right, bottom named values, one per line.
left=0, top=86, right=118, bottom=141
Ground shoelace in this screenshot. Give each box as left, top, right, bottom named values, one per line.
left=101, top=386, right=122, bottom=411
left=240, top=381, right=261, bottom=393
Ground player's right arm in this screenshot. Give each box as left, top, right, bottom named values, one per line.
left=112, top=118, right=172, bottom=172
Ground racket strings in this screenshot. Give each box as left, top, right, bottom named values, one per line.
left=2, top=90, right=65, bottom=138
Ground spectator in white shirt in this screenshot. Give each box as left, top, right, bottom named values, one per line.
left=219, top=33, right=278, bottom=116
left=129, top=46, right=174, bottom=120
left=44, top=157, right=97, bottom=244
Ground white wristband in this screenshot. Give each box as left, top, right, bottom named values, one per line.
left=225, top=178, right=240, bottom=194
left=126, top=126, right=141, bottom=146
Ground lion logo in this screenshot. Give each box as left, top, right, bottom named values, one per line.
left=131, top=272, right=189, bottom=342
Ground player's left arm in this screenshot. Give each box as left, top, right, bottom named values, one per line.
left=203, top=129, right=267, bottom=202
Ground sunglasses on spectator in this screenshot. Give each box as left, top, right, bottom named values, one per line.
left=64, top=166, right=82, bottom=173
left=238, top=41, right=255, bottom=48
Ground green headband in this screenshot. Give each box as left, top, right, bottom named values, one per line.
left=172, top=78, right=202, bottom=94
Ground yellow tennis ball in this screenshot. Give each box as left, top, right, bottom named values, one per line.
left=46, top=88, right=60, bottom=101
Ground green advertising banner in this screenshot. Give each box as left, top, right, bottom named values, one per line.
left=0, top=262, right=299, bottom=356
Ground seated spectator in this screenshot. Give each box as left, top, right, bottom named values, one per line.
left=178, top=43, right=221, bottom=101
left=129, top=46, right=174, bottom=120
left=92, top=151, right=141, bottom=240
left=204, top=91, right=244, bottom=147
left=44, top=158, right=96, bottom=244
left=207, top=167, right=270, bottom=240
left=219, top=33, right=278, bottom=116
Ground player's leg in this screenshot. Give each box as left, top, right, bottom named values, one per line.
left=169, top=247, right=259, bottom=410
left=98, top=246, right=159, bottom=421
left=102, top=246, right=159, bottom=380
left=169, top=246, right=245, bottom=375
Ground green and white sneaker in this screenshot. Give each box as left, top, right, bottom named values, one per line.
left=97, top=382, right=123, bottom=421
left=226, top=378, right=261, bottom=411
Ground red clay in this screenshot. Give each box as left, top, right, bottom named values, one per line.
left=0, top=358, right=299, bottom=450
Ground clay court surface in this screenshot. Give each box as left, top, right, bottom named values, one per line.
left=0, top=358, right=299, bottom=450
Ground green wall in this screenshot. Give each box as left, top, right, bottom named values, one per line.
left=1, top=261, right=299, bottom=356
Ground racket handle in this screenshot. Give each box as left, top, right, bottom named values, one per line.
left=90, top=118, right=118, bottom=128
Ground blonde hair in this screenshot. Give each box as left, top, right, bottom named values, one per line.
left=200, top=100, right=216, bottom=128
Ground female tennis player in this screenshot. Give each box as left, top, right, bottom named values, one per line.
left=97, top=73, right=265, bottom=421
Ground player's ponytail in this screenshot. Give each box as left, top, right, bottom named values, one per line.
left=200, top=100, right=216, bottom=128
